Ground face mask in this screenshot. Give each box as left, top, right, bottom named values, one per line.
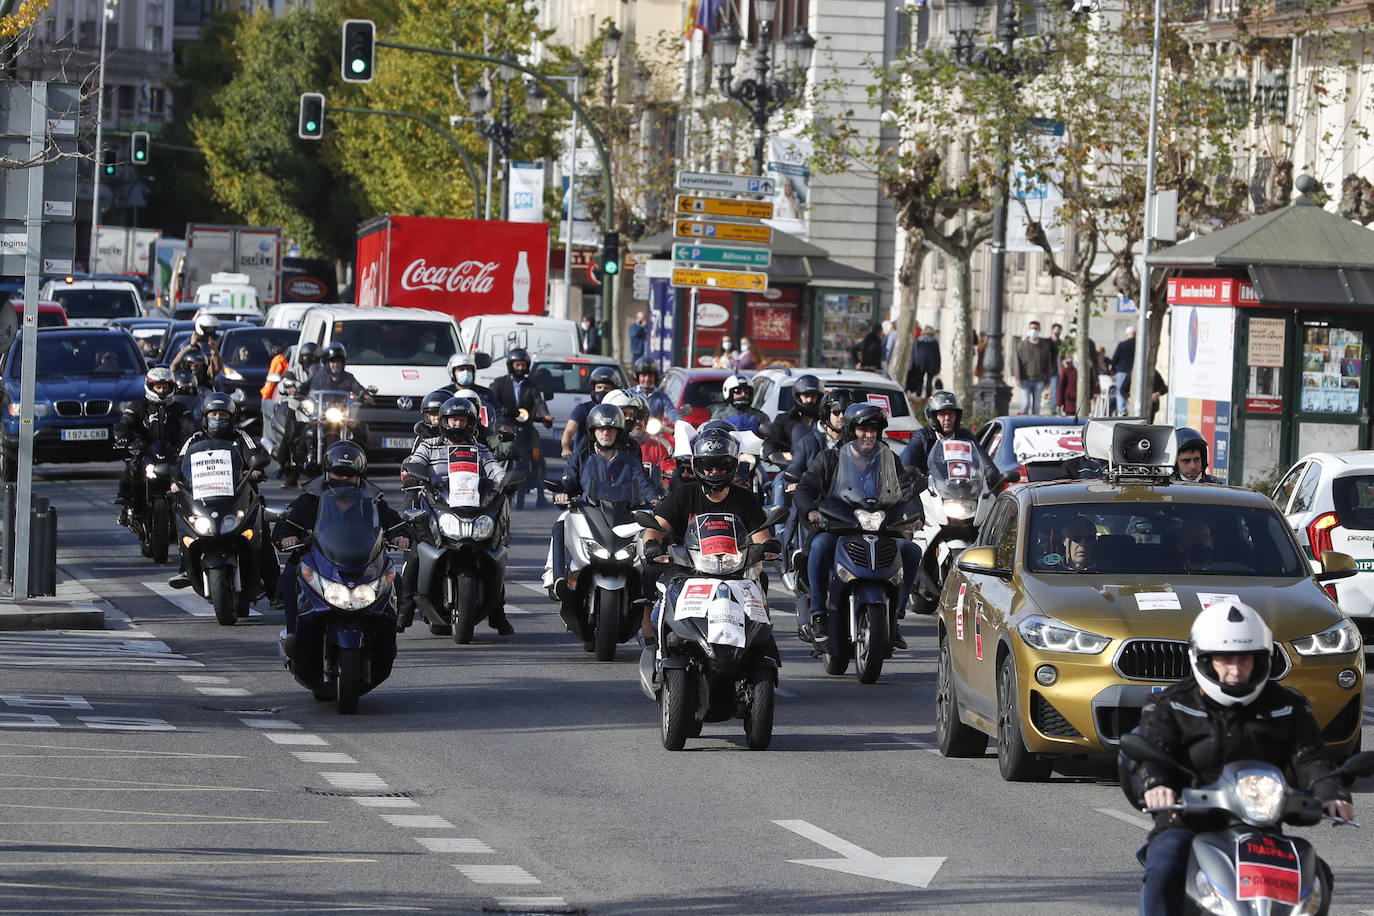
left=796, top=398, right=819, bottom=418
left=511, top=367, right=528, bottom=381
left=1028, top=329, right=1040, bottom=340
left=456, top=369, right=474, bottom=386
left=444, top=425, right=471, bottom=443
left=205, top=416, right=233, bottom=438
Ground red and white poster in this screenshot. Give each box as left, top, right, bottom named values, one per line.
left=447, top=445, right=480, bottom=508
left=1235, top=835, right=1300, bottom=905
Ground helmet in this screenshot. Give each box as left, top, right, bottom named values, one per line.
left=322, top=342, right=347, bottom=365
left=506, top=347, right=531, bottom=380
left=699, top=417, right=738, bottom=435
left=1188, top=599, right=1273, bottom=707
left=297, top=341, right=321, bottom=369
left=792, top=374, right=822, bottom=417
left=820, top=388, right=854, bottom=430
left=181, top=349, right=209, bottom=384
left=454, top=388, right=484, bottom=413
left=925, top=390, right=963, bottom=427
left=632, top=357, right=659, bottom=381
left=843, top=403, right=889, bottom=440
left=324, top=440, right=367, bottom=479
left=173, top=369, right=198, bottom=394
left=201, top=392, right=237, bottom=438
left=193, top=312, right=221, bottom=337
left=440, top=396, right=479, bottom=442
left=1175, top=427, right=1208, bottom=473
left=626, top=392, right=650, bottom=425
left=602, top=388, right=637, bottom=419
left=447, top=352, right=476, bottom=386
left=422, top=389, right=450, bottom=416
left=691, top=430, right=740, bottom=491
left=722, top=375, right=754, bottom=407
left=589, top=365, right=619, bottom=403
left=144, top=366, right=175, bottom=404
left=586, top=403, right=626, bottom=432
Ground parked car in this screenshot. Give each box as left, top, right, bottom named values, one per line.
left=529, top=354, right=628, bottom=439
left=461, top=315, right=581, bottom=387
left=214, top=327, right=300, bottom=431
left=39, top=277, right=143, bottom=326
left=0, top=328, right=147, bottom=481
left=1273, top=451, right=1374, bottom=638
left=749, top=367, right=918, bottom=448
left=935, top=420, right=1364, bottom=781
left=108, top=317, right=174, bottom=364
left=974, top=415, right=1085, bottom=484
left=659, top=367, right=737, bottom=427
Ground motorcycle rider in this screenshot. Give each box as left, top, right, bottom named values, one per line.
left=628, top=357, right=682, bottom=425
left=274, top=441, right=411, bottom=655
left=115, top=367, right=196, bottom=527
left=399, top=397, right=510, bottom=634
left=710, top=375, right=769, bottom=434
left=561, top=365, right=620, bottom=459
left=1124, top=600, right=1353, bottom=916
left=762, top=374, right=822, bottom=474
left=794, top=403, right=921, bottom=650
left=440, top=351, right=492, bottom=403
left=901, top=390, right=998, bottom=487
left=171, top=313, right=224, bottom=379
left=1173, top=428, right=1219, bottom=483
left=489, top=347, right=553, bottom=509
left=275, top=341, right=321, bottom=485
left=293, top=342, right=372, bottom=480
left=780, top=389, right=852, bottom=584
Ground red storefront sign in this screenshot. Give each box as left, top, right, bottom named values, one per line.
left=1166, top=276, right=1258, bottom=307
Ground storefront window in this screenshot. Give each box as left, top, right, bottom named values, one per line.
left=820, top=293, right=874, bottom=368
left=1299, top=323, right=1361, bottom=415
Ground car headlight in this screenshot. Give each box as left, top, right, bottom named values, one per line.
left=1234, top=771, right=1286, bottom=826
left=1017, top=614, right=1110, bottom=654
left=943, top=498, right=975, bottom=520
left=144, top=462, right=159, bottom=479
left=438, top=513, right=465, bottom=538
left=855, top=509, right=885, bottom=531
left=471, top=514, right=496, bottom=540
left=8, top=401, right=50, bottom=417
left=1291, top=619, right=1362, bottom=656
left=192, top=515, right=215, bottom=536
left=324, top=406, right=344, bottom=423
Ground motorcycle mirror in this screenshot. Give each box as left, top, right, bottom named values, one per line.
left=504, top=468, right=529, bottom=487
left=473, top=351, right=493, bottom=370
left=1118, top=733, right=1195, bottom=780
left=1336, top=750, right=1374, bottom=780
left=1001, top=469, right=1021, bottom=485
left=652, top=553, right=670, bottom=564
left=634, top=509, right=662, bottom=530
left=761, top=537, right=782, bottom=555
left=263, top=506, right=283, bottom=523
left=544, top=478, right=565, bottom=494
left=403, top=508, right=426, bottom=525
left=249, top=451, right=270, bottom=471
left=367, top=385, right=379, bottom=394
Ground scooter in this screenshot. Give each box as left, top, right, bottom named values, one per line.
left=173, top=439, right=269, bottom=625
left=638, top=507, right=785, bottom=751
left=1120, top=732, right=1374, bottom=916
left=122, top=437, right=177, bottom=564
left=909, top=438, right=1015, bottom=615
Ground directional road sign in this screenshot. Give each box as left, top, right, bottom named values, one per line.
left=674, top=219, right=771, bottom=245
left=671, top=267, right=767, bottom=292
left=675, top=195, right=774, bottom=220
left=676, top=170, right=776, bottom=197
left=672, top=242, right=772, bottom=269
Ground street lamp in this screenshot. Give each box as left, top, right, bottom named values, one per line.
left=468, top=53, right=544, bottom=221
left=712, top=1, right=815, bottom=176
left=946, top=0, right=1077, bottom=417
left=88, top=0, right=117, bottom=268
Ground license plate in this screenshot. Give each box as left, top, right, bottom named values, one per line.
left=60, top=428, right=108, bottom=441
left=381, top=436, right=413, bottom=450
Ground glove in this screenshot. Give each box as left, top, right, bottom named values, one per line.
left=643, top=539, right=665, bottom=560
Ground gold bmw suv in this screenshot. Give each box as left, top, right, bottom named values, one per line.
left=934, top=421, right=1365, bottom=781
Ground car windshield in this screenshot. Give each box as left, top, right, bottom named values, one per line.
left=531, top=361, right=625, bottom=395
left=1024, top=501, right=1308, bottom=577
left=49, top=288, right=139, bottom=321
left=221, top=329, right=297, bottom=369
left=779, top=382, right=911, bottom=417
left=8, top=332, right=144, bottom=378
left=682, top=379, right=724, bottom=408
left=333, top=320, right=457, bottom=366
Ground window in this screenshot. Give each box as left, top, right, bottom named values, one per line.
left=993, top=501, right=1019, bottom=570
left=1291, top=462, right=1323, bottom=515
left=78, top=19, right=96, bottom=45
left=148, top=87, right=166, bottom=116
left=1273, top=461, right=1306, bottom=511
left=145, top=25, right=163, bottom=51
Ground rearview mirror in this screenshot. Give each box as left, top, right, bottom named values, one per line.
left=634, top=509, right=662, bottom=531
left=956, top=546, right=1011, bottom=580
left=1316, top=551, right=1358, bottom=584
left=474, top=351, right=493, bottom=370
left=543, top=478, right=565, bottom=494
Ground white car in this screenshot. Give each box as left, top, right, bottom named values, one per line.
left=264, top=302, right=355, bottom=331
left=459, top=314, right=582, bottom=387
left=529, top=354, right=628, bottom=435
left=748, top=367, right=918, bottom=452
left=1272, top=450, right=1374, bottom=637
left=39, top=277, right=143, bottom=326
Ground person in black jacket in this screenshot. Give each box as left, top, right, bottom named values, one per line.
left=1124, top=600, right=1352, bottom=916
left=115, top=367, right=196, bottom=526
left=851, top=322, right=884, bottom=372
left=899, top=390, right=998, bottom=487
left=762, top=374, right=821, bottom=470
left=1172, top=428, right=1219, bottom=483
left=488, top=347, right=553, bottom=509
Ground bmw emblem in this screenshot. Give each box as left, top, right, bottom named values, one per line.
left=397, top=396, right=413, bottom=411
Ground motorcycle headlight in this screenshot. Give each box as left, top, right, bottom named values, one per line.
left=350, top=581, right=378, bottom=608
left=855, top=509, right=885, bottom=531
left=1191, top=870, right=1235, bottom=916
left=321, top=580, right=351, bottom=609
left=691, top=547, right=744, bottom=575
left=1291, top=619, right=1362, bottom=656
left=645, top=418, right=662, bottom=436
left=1234, top=771, right=1286, bottom=826
left=324, top=406, right=344, bottom=423
left=438, top=513, right=465, bottom=539
left=300, top=398, right=316, bottom=416
left=943, top=498, right=975, bottom=520
left=471, top=515, right=496, bottom=540
left=1017, top=614, right=1110, bottom=654
left=192, top=515, right=215, bottom=536
left=144, top=462, right=159, bottom=479
left=613, top=544, right=636, bottom=561
left=583, top=538, right=611, bottom=560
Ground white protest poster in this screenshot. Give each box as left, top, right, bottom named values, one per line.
left=189, top=449, right=235, bottom=501
left=447, top=445, right=480, bottom=508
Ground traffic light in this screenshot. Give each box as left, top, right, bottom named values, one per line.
left=599, top=231, right=621, bottom=277
left=100, top=145, right=116, bottom=176
left=130, top=130, right=149, bottom=165
left=298, top=92, right=325, bottom=140
left=341, top=19, right=375, bottom=83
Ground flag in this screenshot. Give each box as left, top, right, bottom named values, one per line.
left=685, top=0, right=726, bottom=37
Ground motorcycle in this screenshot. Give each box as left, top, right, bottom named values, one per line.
left=1120, top=732, right=1374, bottom=916
left=811, top=442, right=922, bottom=684
left=402, top=452, right=524, bottom=643
left=121, top=437, right=178, bottom=564
left=638, top=507, right=785, bottom=751
left=173, top=439, right=270, bottom=625
left=909, top=438, right=1014, bottom=615
left=298, top=387, right=372, bottom=477
left=544, top=477, right=644, bottom=661
left=276, top=483, right=405, bottom=714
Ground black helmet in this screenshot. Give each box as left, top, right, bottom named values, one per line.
left=173, top=369, right=198, bottom=394
left=820, top=388, right=853, bottom=430
left=201, top=392, right=237, bottom=438
left=298, top=341, right=321, bottom=368
left=792, top=374, right=822, bottom=417
left=324, top=440, right=367, bottom=479
left=924, top=389, right=962, bottom=427
left=422, top=389, right=449, bottom=415
left=632, top=357, right=659, bottom=381
left=589, top=365, right=618, bottom=403
left=1175, top=427, right=1208, bottom=468
left=699, top=417, right=738, bottom=435
left=322, top=342, right=347, bottom=365
left=182, top=349, right=209, bottom=385
left=691, top=430, right=739, bottom=491
left=843, top=402, right=889, bottom=439
left=441, top=396, right=479, bottom=442
left=506, top=347, right=531, bottom=380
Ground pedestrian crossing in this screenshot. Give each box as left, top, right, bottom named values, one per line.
left=0, top=630, right=201, bottom=668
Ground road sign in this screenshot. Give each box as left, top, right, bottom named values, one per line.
left=671, top=267, right=767, bottom=292
left=672, top=242, right=772, bottom=269
left=676, top=170, right=776, bottom=197
left=674, top=219, right=771, bottom=245
left=675, top=195, right=774, bottom=220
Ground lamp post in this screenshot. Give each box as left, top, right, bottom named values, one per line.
left=946, top=0, right=1074, bottom=418
left=87, top=0, right=117, bottom=269
left=468, top=53, right=546, bottom=221
left=710, top=0, right=815, bottom=176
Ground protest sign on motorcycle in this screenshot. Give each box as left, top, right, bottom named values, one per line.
left=189, top=448, right=235, bottom=501
left=447, top=445, right=480, bottom=508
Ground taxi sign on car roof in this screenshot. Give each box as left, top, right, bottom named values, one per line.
left=1083, top=419, right=1176, bottom=482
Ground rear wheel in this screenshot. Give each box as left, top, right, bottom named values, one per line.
left=593, top=588, right=620, bottom=662
left=336, top=647, right=363, bottom=715
left=854, top=603, right=889, bottom=684
left=743, top=673, right=774, bottom=751
left=997, top=655, right=1051, bottom=782
left=936, top=634, right=988, bottom=757
left=452, top=573, right=477, bottom=644
left=207, top=567, right=236, bottom=626
left=660, top=668, right=690, bottom=751
left=149, top=497, right=170, bottom=565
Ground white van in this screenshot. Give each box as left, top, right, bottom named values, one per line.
left=458, top=314, right=581, bottom=386
left=264, top=301, right=355, bottom=331
left=190, top=271, right=262, bottom=320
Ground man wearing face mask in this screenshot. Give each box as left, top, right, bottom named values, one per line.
left=489, top=348, right=553, bottom=509
left=1014, top=320, right=1054, bottom=416
left=561, top=365, right=619, bottom=459
left=579, top=316, right=602, bottom=354
left=440, top=352, right=492, bottom=403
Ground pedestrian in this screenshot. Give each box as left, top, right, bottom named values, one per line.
left=1014, top=320, right=1053, bottom=415
left=851, top=322, right=884, bottom=372
left=579, top=316, right=602, bottom=354
left=908, top=325, right=941, bottom=398
left=1111, top=327, right=1136, bottom=415
left=1046, top=322, right=1063, bottom=414
left=711, top=336, right=735, bottom=369
left=1054, top=353, right=1097, bottom=417
left=881, top=320, right=896, bottom=377
left=732, top=336, right=756, bottom=371
left=628, top=310, right=648, bottom=363
left=1123, top=367, right=1168, bottom=422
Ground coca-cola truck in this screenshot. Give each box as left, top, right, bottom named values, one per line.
left=354, top=215, right=548, bottom=319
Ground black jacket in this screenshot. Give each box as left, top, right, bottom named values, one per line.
left=1128, top=678, right=1348, bottom=837
left=115, top=400, right=195, bottom=450
left=488, top=375, right=549, bottom=425
left=762, top=408, right=813, bottom=466
left=793, top=445, right=918, bottom=520
left=899, top=426, right=998, bottom=487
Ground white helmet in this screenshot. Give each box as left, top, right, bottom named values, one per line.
left=455, top=387, right=483, bottom=410
left=1188, top=599, right=1273, bottom=707
left=447, top=352, right=476, bottom=383
left=194, top=312, right=221, bottom=336
left=144, top=366, right=175, bottom=404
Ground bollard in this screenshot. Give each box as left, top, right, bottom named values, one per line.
left=27, top=498, right=55, bottom=598
left=2, top=483, right=13, bottom=583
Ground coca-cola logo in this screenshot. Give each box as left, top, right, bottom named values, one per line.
left=401, top=258, right=498, bottom=295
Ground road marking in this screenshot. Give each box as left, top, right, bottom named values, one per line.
left=1094, top=807, right=1151, bottom=830
left=415, top=837, right=493, bottom=853
left=262, top=733, right=327, bottom=746
left=774, top=819, right=945, bottom=889
left=196, top=687, right=251, bottom=697
left=320, top=772, right=387, bottom=791
left=493, top=897, right=569, bottom=910
left=239, top=718, right=299, bottom=729
left=455, top=863, right=540, bottom=884
left=292, top=751, right=354, bottom=764
left=0, top=632, right=200, bottom=668
left=378, top=814, right=452, bottom=829
left=178, top=675, right=228, bottom=684
left=894, top=735, right=943, bottom=757
left=140, top=580, right=262, bottom=618
left=353, top=796, right=418, bottom=808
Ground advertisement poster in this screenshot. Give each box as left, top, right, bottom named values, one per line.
left=1245, top=317, right=1285, bottom=414
left=1170, top=305, right=1235, bottom=481
left=820, top=293, right=874, bottom=368
left=507, top=161, right=545, bottom=224
left=1007, top=120, right=1065, bottom=254
left=1299, top=325, right=1362, bottom=415
left=764, top=137, right=811, bottom=241
left=746, top=286, right=802, bottom=366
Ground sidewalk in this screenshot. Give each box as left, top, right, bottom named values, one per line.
left=0, top=573, right=107, bottom=630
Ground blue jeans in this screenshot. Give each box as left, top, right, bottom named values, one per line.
left=897, top=540, right=921, bottom=613
left=1047, top=372, right=1059, bottom=414
left=807, top=532, right=838, bottom=613
left=1019, top=379, right=1045, bottom=415
left=1114, top=371, right=1130, bottom=415
left=1139, top=828, right=1191, bottom=916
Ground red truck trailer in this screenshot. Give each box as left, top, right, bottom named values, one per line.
left=355, top=215, right=549, bottom=320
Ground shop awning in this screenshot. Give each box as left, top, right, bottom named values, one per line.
left=629, top=228, right=883, bottom=286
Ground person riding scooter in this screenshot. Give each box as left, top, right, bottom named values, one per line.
left=115, top=367, right=196, bottom=527
left=489, top=347, right=553, bottom=509
left=711, top=375, right=769, bottom=434
left=561, top=365, right=620, bottom=459
left=275, top=341, right=321, bottom=483
left=900, top=389, right=996, bottom=484
left=440, top=351, right=492, bottom=403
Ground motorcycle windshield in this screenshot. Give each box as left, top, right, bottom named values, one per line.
left=312, top=389, right=353, bottom=418
left=833, top=442, right=903, bottom=509
left=928, top=438, right=983, bottom=500
left=684, top=512, right=749, bottom=575
left=181, top=440, right=244, bottom=506
left=585, top=477, right=636, bottom=506
left=313, top=488, right=384, bottom=570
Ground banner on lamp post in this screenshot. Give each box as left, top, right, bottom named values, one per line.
left=763, top=136, right=811, bottom=241
left=508, top=161, right=544, bottom=223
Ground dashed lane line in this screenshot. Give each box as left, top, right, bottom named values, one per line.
left=0, top=632, right=201, bottom=668
left=415, top=837, right=494, bottom=854
left=140, top=580, right=262, bottom=618
left=261, top=733, right=328, bottom=746
left=292, top=751, right=355, bottom=764
left=239, top=718, right=300, bottom=730
left=320, top=772, right=388, bottom=792
left=1094, top=807, right=1152, bottom=831
left=353, top=796, right=419, bottom=808
left=379, top=814, right=452, bottom=829
left=455, top=864, right=541, bottom=885
left=494, top=897, right=570, bottom=911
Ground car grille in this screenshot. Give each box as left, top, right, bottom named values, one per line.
left=1114, top=639, right=1290, bottom=681
left=54, top=399, right=114, bottom=417
left=85, top=399, right=113, bottom=416
left=54, top=400, right=81, bottom=417
left=842, top=539, right=898, bottom=569
left=1030, top=691, right=1082, bottom=739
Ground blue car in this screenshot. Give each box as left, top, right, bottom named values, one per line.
left=972, top=414, right=1085, bottom=484
left=0, top=328, right=147, bottom=481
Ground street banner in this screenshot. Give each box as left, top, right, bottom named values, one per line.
left=1169, top=304, right=1235, bottom=481
left=1007, top=121, right=1064, bottom=254
left=508, top=161, right=544, bottom=223
left=764, top=136, right=811, bottom=240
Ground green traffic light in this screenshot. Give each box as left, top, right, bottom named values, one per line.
left=134, top=151, right=145, bottom=161
left=604, top=260, right=619, bottom=276
left=304, top=120, right=318, bottom=133
left=350, top=59, right=365, bottom=75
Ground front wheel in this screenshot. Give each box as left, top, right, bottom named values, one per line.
left=336, top=646, right=363, bottom=715
left=452, top=573, right=477, bottom=644
left=660, top=668, right=691, bottom=751
left=207, top=567, right=236, bottom=626
left=150, top=497, right=170, bottom=565
left=743, top=673, right=774, bottom=751
left=593, top=587, right=620, bottom=662
left=997, top=655, right=1051, bottom=782
left=854, top=603, right=889, bottom=684
left=936, top=634, right=988, bottom=757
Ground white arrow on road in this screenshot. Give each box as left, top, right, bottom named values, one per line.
left=774, top=820, right=945, bottom=889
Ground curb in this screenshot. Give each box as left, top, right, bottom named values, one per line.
left=0, top=566, right=108, bottom=631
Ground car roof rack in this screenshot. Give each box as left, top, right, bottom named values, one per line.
left=1082, top=418, right=1176, bottom=484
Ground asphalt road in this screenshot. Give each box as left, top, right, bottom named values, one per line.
left=1, top=460, right=1371, bottom=914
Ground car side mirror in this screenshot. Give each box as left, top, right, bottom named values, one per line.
left=956, top=545, right=1011, bottom=579
left=474, top=351, right=493, bottom=370
left=1316, top=550, right=1358, bottom=583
